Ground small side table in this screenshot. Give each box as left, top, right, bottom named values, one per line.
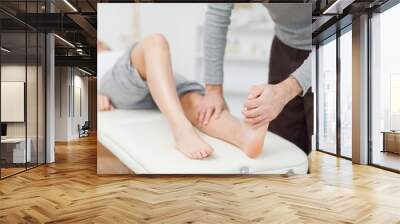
left=381, top=131, right=400, bottom=155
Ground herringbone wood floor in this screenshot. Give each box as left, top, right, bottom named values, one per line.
left=1, top=135, right=400, bottom=224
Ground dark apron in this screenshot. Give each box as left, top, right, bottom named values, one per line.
left=268, top=36, right=313, bottom=155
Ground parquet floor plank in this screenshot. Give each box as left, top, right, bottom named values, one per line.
left=0, top=135, right=399, bottom=223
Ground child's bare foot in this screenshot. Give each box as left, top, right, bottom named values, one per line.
left=236, top=122, right=269, bottom=158
left=174, top=126, right=214, bottom=160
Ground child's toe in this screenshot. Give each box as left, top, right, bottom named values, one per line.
left=197, top=152, right=204, bottom=159
left=200, top=150, right=208, bottom=158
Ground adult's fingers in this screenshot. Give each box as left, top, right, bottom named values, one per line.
left=213, top=106, right=222, bottom=120
left=99, top=97, right=106, bottom=111
left=242, top=106, right=263, bottom=118
left=196, top=108, right=202, bottom=124
left=244, top=98, right=260, bottom=110
left=198, top=108, right=207, bottom=126
left=98, top=101, right=102, bottom=111
left=103, top=98, right=111, bottom=110
left=244, top=114, right=265, bottom=125
left=252, top=119, right=269, bottom=129
left=203, top=107, right=214, bottom=125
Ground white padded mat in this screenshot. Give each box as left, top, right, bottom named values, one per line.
left=98, top=110, right=308, bottom=174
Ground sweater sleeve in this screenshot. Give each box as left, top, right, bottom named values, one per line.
left=203, top=3, right=234, bottom=85
left=291, top=54, right=311, bottom=96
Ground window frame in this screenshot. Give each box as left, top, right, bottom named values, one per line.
left=315, top=24, right=353, bottom=161
left=0, top=0, right=48, bottom=180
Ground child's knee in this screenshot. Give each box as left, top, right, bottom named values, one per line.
left=187, top=92, right=202, bottom=108
left=144, top=33, right=169, bottom=50
left=181, top=92, right=202, bottom=119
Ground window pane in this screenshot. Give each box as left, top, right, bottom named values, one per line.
left=318, top=37, right=337, bottom=154
left=0, top=0, right=46, bottom=179
left=371, top=3, right=400, bottom=171
left=340, top=30, right=352, bottom=158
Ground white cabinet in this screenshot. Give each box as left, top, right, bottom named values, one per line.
left=1, top=138, right=32, bottom=163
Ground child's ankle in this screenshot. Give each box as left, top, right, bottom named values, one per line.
left=172, top=121, right=193, bottom=133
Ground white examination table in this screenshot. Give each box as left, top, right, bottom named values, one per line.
left=97, top=110, right=309, bottom=175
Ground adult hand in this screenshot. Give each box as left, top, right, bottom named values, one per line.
left=98, top=94, right=115, bottom=111
left=197, top=84, right=227, bottom=126
left=242, top=76, right=302, bottom=128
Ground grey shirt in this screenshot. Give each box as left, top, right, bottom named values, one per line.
left=204, top=3, right=312, bottom=95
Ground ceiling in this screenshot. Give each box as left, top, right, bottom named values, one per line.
left=312, top=0, right=391, bottom=44
left=0, top=0, right=99, bottom=74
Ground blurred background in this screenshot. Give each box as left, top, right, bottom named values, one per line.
left=97, top=3, right=274, bottom=117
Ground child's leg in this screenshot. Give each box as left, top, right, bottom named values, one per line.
left=131, top=34, right=212, bottom=160
left=180, top=92, right=269, bottom=158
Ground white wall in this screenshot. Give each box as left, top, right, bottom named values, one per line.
left=76, top=75, right=89, bottom=124
left=72, top=74, right=89, bottom=138
left=55, top=67, right=68, bottom=141
left=54, top=67, right=89, bottom=141
left=138, top=4, right=208, bottom=81
left=97, top=4, right=138, bottom=50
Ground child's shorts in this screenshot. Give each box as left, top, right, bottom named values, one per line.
left=99, top=42, right=204, bottom=109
